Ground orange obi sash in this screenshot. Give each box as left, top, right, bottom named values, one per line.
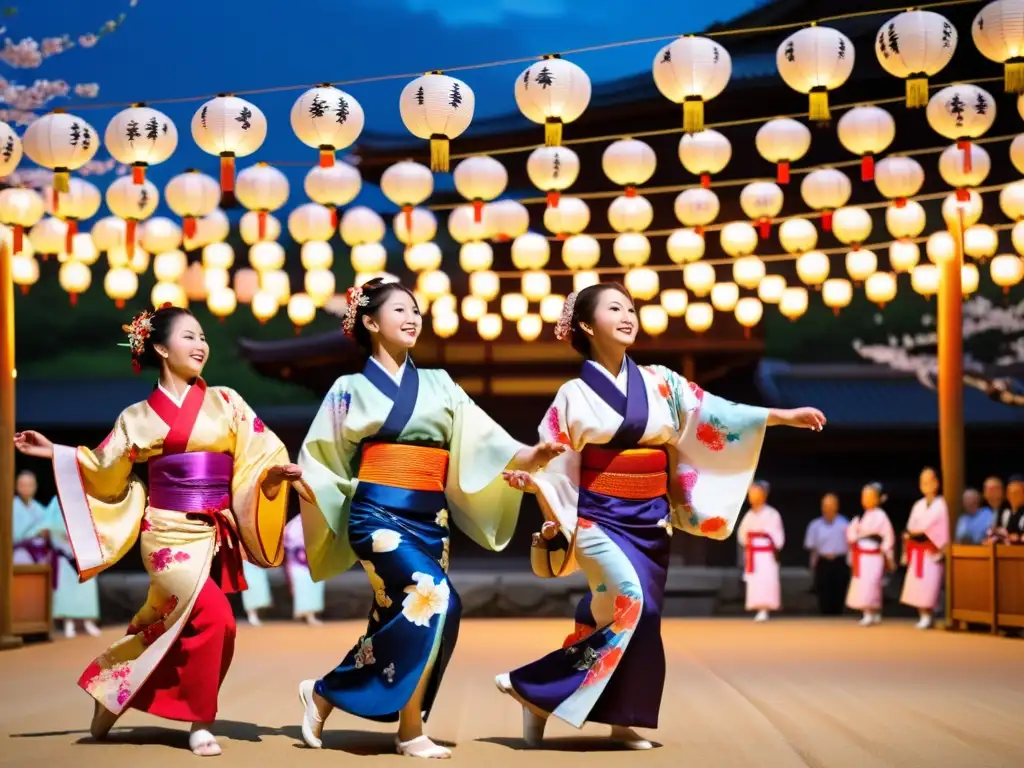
left=745, top=532, right=776, bottom=574
left=905, top=537, right=938, bottom=579
left=358, top=442, right=449, bottom=493
left=579, top=446, right=667, bottom=500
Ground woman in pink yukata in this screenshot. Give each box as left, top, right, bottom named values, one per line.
left=900, top=467, right=949, bottom=630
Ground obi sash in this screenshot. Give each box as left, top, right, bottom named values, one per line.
left=148, top=451, right=247, bottom=593
left=905, top=535, right=939, bottom=579
left=355, top=442, right=448, bottom=514
left=851, top=537, right=883, bottom=579
left=579, top=446, right=667, bottom=500
left=745, top=532, right=776, bottom=574
left=580, top=356, right=649, bottom=448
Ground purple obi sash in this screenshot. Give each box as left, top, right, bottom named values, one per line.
left=13, top=537, right=61, bottom=588
left=149, top=452, right=233, bottom=513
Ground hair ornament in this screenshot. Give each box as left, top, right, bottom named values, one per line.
left=553, top=291, right=578, bottom=341
left=121, top=309, right=155, bottom=374
left=342, top=285, right=370, bottom=337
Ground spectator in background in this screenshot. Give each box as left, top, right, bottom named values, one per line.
left=738, top=480, right=784, bottom=622
left=954, top=488, right=992, bottom=544
left=803, top=493, right=850, bottom=616
left=983, top=476, right=1012, bottom=543
left=1005, top=476, right=1024, bottom=544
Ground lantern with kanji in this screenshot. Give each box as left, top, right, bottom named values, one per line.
left=165, top=170, right=220, bottom=243
left=191, top=95, right=267, bottom=203
left=678, top=129, right=731, bottom=187
left=44, top=177, right=100, bottom=255
left=381, top=160, right=433, bottom=234
left=22, top=110, right=99, bottom=192
left=514, top=55, right=591, bottom=146
left=527, top=146, right=579, bottom=207
left=602, top=138, right=656, bottom=197
left=739, top=182, right=784, bottom=239
left=0, top=188, right=45, bottom=254
left=0, top=121, right=23, bottom=178
left=453, top=155, right=507, bottom=222
left=104, top=104, right=177, bottom=184
left=874, top=155, right=924, bottom=207
left=106, top=177, right=159, bottom=258
left=973, top=0, right=1024, bottom=93
left=876, top=10, right=958, bottom=106
left=652, top=36, right=731, bottom=133
left=236, top=163, right=289, bottom=241
left=399, top=72, right=475, bottom=172
left=837, top=106, right=895, bottom=181
left=755, top=118, right=810, bottom=183
left=673, top=187, right=720, bottom=234
left=290, top=85, right=364, bottom=167
left=777, top=26, right=856, bottom=122
left=305, top=162, right=361, bottom=228
left=800, top=168, right=852, bottom=231
left=926, top=84, right=996, bottom=175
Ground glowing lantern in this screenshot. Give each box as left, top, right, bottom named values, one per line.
left=200, top=287, right=234, bottom=322
left=521, top=271, right=551, bottom=301
left=1012, top=133, right=1024, bottom=174
left=299, top=241, right=332, bottom=272
left=876, top=10, right=957, bottom=106
left=710, top=282, right=739, bottom=312
left=911, top=264, right=940, bottom=297
left=734, top=297, right=763, bottom=337
left=432, top=296, right=458, bottom=319
left=485, top=199, right=530, bottom=241
left=305, top=163, right=361, bottom=228
left=602, top=139, right=657, bottom=195
left=926, top=231, right=957, bottom=264
left=165, top=170, right=220, bottom=242
left=739, top=182, right=783, bottom=238
left=666, top=229, right=705, bottom=264
left=720, top=222, right=758, bottom=257
left=233, top=268, right=259, bottom=305
left=399, top=72, right=474, bottom=172
left=624, top=268, right=659, bottom=300
left=11, top=253, right=38, bottom=294
left=249, top=241, right=286, bottom=272
left=652, top=36, right=731, bottom=133
left=418, top=270, right=451, bottom=301
left=821, top=278, right=852, bottom=315
left=340, top=206, right=386, bottom=246
left=67, top=235, right=98, bottom=266
left=141, top=217, right=183, bottom=255
left=290, top=85, right=364, bottom=167
left=104, top=266, right=138, bottom=309
left=755, top=118, right=811, bottom=183
left=514, top=313, right=542, bottom=342
left=459, top=241, right=493, bottom=272
left=150, top=282, right=186, bottom=309
left=613, top=233, right=651, bottom=267
left=1001, top=180, right=1024, bottom=220
left=462, top=296, right=487, bottom=322
left=478, top=313, right=502, bottom=341
left=889, top=240, right=921, bottom=273
left=561, top=233, right=601, bottom=270
left=394, top=208, right=437, bottom=247
left=104, top=104, right=177, bottom=184
left=758, top=274, right=786, bottom=304
left=44, top=177, right=100, bottom=254
left=153, top=250, right=187, bottom=283
left=927, top=85, right=996, bottom=175
left=962, top=262, right=980, bottom=295
left=514, top=55, right=591, bottom=146
left=637, top=305, right=668, bottom=337
left=539, top=295, right=565, bottom=324
left=845, top=249, right=877, bottom=282
left=179, top=262, right=206, bottom=301
left=0, top=121, right=24, bottom=177
left=886, top=200, right=926, bottom=238
left=454, top=156, right=507, bottom=222
left=511, top=232, right=551, bottom=270
left=683, top=262, right=716, bottom=297
left=0, top=187, right=44, bottom=253
left=660, top=289, right=689, bottom=316
left=105, top=177, right=158, bottom=257
left=28, top=217, right=66, bottom=257
left=939, top=142, right=990, bottom=200
left=204, top=268, right=230, bottom=294
left=58, top=260, right=91, bottom=305
left=90, top=216, right=127, bottom=252
left=193, top=209, right=229, bottom=251
left=433, top=312, right=459, bottom=339
left=500, top=293, right=529, bottom=322
left=973, top=1, right=1024, bottom=93
left=800, top=168, right=851, bottom=231
left=1014, top=221, right=1024, bottom=254
left=942, top=190, right=984, bottom=230
left=289, top=203, right=335, bottom=244
left=831, top=207, right=872, bottom=248
left=685, top=302, right=713, bottom=333
left=304, top=270, right=336, bottom=306
left=405, top=242, right=443, bottom=272
left=260, top=270, right=291, bottom=306
left=351, top=242, right=388, bottom=274
left=544, top=197, right=590, bottom=238
left=779, top=218, right=818, bottom=254
left=236, top=163, right=289, bottom=240
left=251, top=290, right=279, bottom=323
left=776, top=26, right=856, bottom=122
left=797, top=250, right=830, bottom=287
left=22, top=110, right=99, bottom=192
left=964, top=225, right=999, bottom=261
left=674, top=187, right=720, bottom=232
left=874, top=156, right=924, bottom=206
left=237, top=211, right=278, bottom=245
left=203, top=241, right=234, bottom=271
left=837, top=106, right=895, bottom=181
left=991, top=253, right=1024, bottom=290
left=865, top=271, right=897, bottom=308
left=678, top=129, right=731, bottom=187
left=470, top=271, right=500, bottom=300
left=733, top=256, right=766, bottom=289
left=608, top=195, right=654, bottom=233
left=382, top=160, right=433, bottom=235
left=779, top=286, right=809, bottom=320
left=527, top=146, right=580, bottom=207
left=191, top=95, right=267, bottom=201
left=574, top=271, right=600, bottom=293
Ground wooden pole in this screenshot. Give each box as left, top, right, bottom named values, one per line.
left=0, top=242, right=23, bottom=649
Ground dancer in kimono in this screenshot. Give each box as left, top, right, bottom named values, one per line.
left=900, top=467, right=950, bottom=630
left=845, top=482, right=895, bottom=626
left=12, top=470, right=50, bottom=566
left=45, top=496, right=103, bottom=638
left=497, top=283, right=826, bottom=749
left=284, top=514, right=324, bottom=625
left=13, top=305, right=300, bottom=757
left=296, top=278, right=565, bottom=759
left=241, top=559, right=274, bottom=626
left=737, top=480, right=784, bottom=622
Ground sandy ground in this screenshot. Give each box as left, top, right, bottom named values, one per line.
left=2, top=618, right=1022, bottom=767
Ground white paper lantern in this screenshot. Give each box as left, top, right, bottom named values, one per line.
left=821, top=278, right=852, bottom=315
left=447, top=204, right=493, bottom=244
left=260, top=269, right=291, bottom=305
left=607, top=195, right=654, bottom=233
left=926, top=84, right=996, bottom=176
left=963, top=224, right=999, bottom=260
left=399, top=72, right=475, bottom=172
left=44, top=177, right=100, bottom=254
left=1014, top=220, right=1024, bottom=254
left=521, top=270, right=552, bottom=302
left=777, top=26, right=856, bottom=122
left=561, top=233, right=601, bottom=270
left=710, top=281, right=739, bottom=312
left=104, top=104, right=177, bottom=184
left=417, top=270, right=451, bottom=301
left=394, top=208, right=438, bottom=246
left=733, top=255, right=766, bottom=289
left=0, top=188, right=44, bottom=254
left=624, top=268, right=659, bottom=300
left=674, top=188, right=720, bottom=231
left=485, top=199, right=530, bottom=241
left=203, top=267, right=230, bottom=294
left=469, top=270, right=500, bottom=300
left=831, top=206, right=872, bottom=247
left=351, top=242, right=388, bottom=273
left=141, top=217, right=183, bottom=255
left=602, top=139, right=657, bottom=192
left=300, top=240, right=333, bottom=271
left=938, top=142, right=990, bottom=194
left=779, top=218, right=818, bottom=254
left=874, top=156, right=925, bottom=205
left=739, top=182, right=784, bottom=238
left=720, top=221, right=758, bottom=257
left=973, top=0, right=1024, bottom=93
left=926, top=231, right=957, bottom=264
left=104, top=266, right=138, bottom=308
left=911, top=263, right=940, bottom=296
left=613, top=233, right=651, bottom=267
left=454, top=155, right=508, bottom=222
left=779, top=286, right=809, bottom=320
left=500, top=293, right=529, bottom=322
left=405, top=242, right=443, bottom=272
left=382, top=160, right=433, bottom=236
left=666, top=228, right=705, bottom=264
left=527, top=146, right=580, bottom=207
left=305, top=163, right=361, bottom=228
left=652, top=36, right=731, bottom=133
left=1012, top=133, right=1024, bottom=174
left=639, top=305, right=669, bottom=336
left=203, top=242, right=234, bottom=272
left=991, top=253, right=1024, bottom=290
left=543, top=196, right=590, bottom=238
left=685, top=302, right=714, bottom=333
left=22, top=111, right=100, bottom=192
left=961, top=262, right=980, bottom=295
left=876, top=10, right=958, bottom=106
left=942, top=189, right=984, bottom=229
left=340, top=206, right=386, bottom=246
left=304, top=269, right=336, bottom=306
left=477, top=313, right=503, bottom=341
left=515, top=56, right=591, bottom=146
left=1001, top=180, right=1024, bottom=221
left=153, top=249, right=187, bottom=283
left=69, top=234, right=99, bottom=266
left=886, top=201, right=927, bottom=238
left=28, top=217, right=66, bottom=256
left=58, top=260, right=90, bottom=304
left=191, top=95, right=267, bottom=198
left=151, top=281, right=187, bottom=309
left=865, top=271, right=898, bottom=307
left=462, top=295, right=488, bottom=322
left=239, top=211, right=280, bottom=245
left=511, top=232, right=550, bottom=270
left=289, top=203, right=335, bottom=243
left=165, top=170, right=220, bottom=242
left=459, top=241, right=493, bottom=272
left=755, top=118, right=811, bottom=183
left=889, top=240, right=921, bottom=272
left=105, top=177, right=159, bottom=256
left=797, top=250, right=830, bottom=286
left=0, top=121, right=24, bottom=178
left=837, top=106, right=896, bottom=181
left=800, top=168, right=852, bottom=231
left=290, top=85, right=364, bottom=167
left=684, top=262, right=716, bottom=297
left=734, top=297, right=763, bottom=336
left=236, top=163, right=289, bottom=241
left=757, top=274, right=787, bottom=304
left=574, top=270, right=601, bottom=293
left=249, top=241, right=286, bottom=272
left=660, top=288, right=689, bottom=316
left=845, top=249, right=878, bottom=282
left=678, top=129, right=731, bottom=186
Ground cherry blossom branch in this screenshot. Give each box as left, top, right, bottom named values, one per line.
left=0, top=2, right=138, bottom=69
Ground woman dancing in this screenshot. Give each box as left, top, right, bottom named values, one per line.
left=496, top=283, right=825, bottom=749
left=14, top=305, right=299, bottom=757
left=845, top=482, right=895, bottom=626
left=296, top=278, right=564, bottom=759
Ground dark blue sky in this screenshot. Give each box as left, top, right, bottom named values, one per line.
left=7, top=0, right=760, bottom=217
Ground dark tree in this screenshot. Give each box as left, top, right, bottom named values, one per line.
left=886, top=23, right=899, bottom=55
left=2, top=136, right=13, bottom=162
left=975, top=92, right=989, bottom=116
left=942, top=22, right=953, bottom=48
left=69, top=121, right=81, bottom=146
left=335, top=96, right=350, bottom=124
left=236, top=107, right=252, bottom=130
left=535, top=65, right=554, bottom=87
left=415, top=86, right=425, bottom=106
left=784, top=40, right=795, bottom=62
left=878, top=31, right=889, bottom=58
left=838, top=38, right=847, bottom=59
left=449, top=82, right=463, bottom=108
left=309, top=94, right=328, bottom=118
left=82, top=126, right=91, bottom=151
left=139, top=188, right=149, bottom=211
left=200, top=105, right=208, bottom=129
left=660, top=49, right=671, bottom=64
left=949, top=93, right=966, bottom=127
left=125, top=120, right=141, bottom=144
left=145, top=117, right=159, bottom=141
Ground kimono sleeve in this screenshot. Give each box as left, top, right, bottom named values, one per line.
left=296, top=379, right=359, bottom=582
left=443, top=372, right=526, bottom=552
left=220, top=387, right=291, bottom=568
left=654, top=365, right=768, bottom=541
left=879, top=512, right=896, bottom=555
left=51, top=410, right=147, bottom=579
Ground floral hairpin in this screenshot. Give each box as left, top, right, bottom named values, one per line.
left=553, top=291, right=578, bottom=341
left=342, top=285, right=370, bottom=337
left=121, top=309, right=154, bottom=374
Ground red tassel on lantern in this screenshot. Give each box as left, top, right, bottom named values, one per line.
left=126, top=220, right=137, bottom=258
left=700, top=174, right=711, bottom=189
left=895, top=197, right=907, bottom=208
left=220, top=153, right=236, bottom=207
left=65, top=219, right=77, bottom=255
left=330, top=206, right=338, bottom=229
left=777, top=162, right=790, bottom=184
left=744, top=327, right=751, bottom=340
left=556, top=232, right=566, bottom=241
left=956, top=188, right=970, bottom=202
left=19, top=285, right=28, bottom=295
left=957, top=140, right=972, bottom=173
left=13, top=224, right=22, bottom=254
left=833, top=307, right=840, bottom=317
left=183, top=216, right=197, bottom=239
left=547, top=190, right=561, bottom=207
left=402, top=205, right=413, bottom=236
left=696, top=226, right=704, bottom=237
left=758, top=218, right=771, bottom=240
left=258, top=211, right=267, bottom=240
left=69, top=293, right=78, bottom=306
left=51, top=188, right=59, bottom=215
left=116, top=299, right=125, bottom=309
left=625, top=186, right=637, bottom=198
left=861, top=154, right=874, bottom=182
left=132, top=163, right=146, bottom=184
left=822, top=211, right=833, bottom=231
left=472, top=199, right=484, bottom=223
left=319, top=147, right=335, bottom=168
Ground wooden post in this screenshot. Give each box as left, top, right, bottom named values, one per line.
left=0, top=242, right=23, bottom=649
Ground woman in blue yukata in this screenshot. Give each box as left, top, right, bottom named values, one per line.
left=295, top=277, right=565, bottom=759
left=497, top=283, right=826, bottom=749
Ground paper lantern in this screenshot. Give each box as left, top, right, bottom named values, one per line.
left=889, top=240, right=921, bottom=273
left=876, top=11, right=958, bottom=106
left=991, top=253, right=1024, bottom=290
left=519, top=271, right=550, bottom=302
left=660, top=289, right=689, bottom=316
left=837, top=106, right=895, bottom=181
left=733, top=255, right=766, bottom=289
left=235, top=163, right=289, bottom=242
left=779, top=286, right=809, bottom=320
left=779, top=218, right=818, bottom=254
left=405, top=242, right=443, bottom=272
left=28, top=217, right=66, bottom=256
left=1002, top=180, right=1024, bottom=221
left=250, top=290, right=279, bottom=323
left=683, top=262, right=716, bottom=296
left=233, top=268, right=259, bottom=304
left=821, top=278, right=852, bottom=315
left=677, top=129, right=731, bottom=187
left=194, top=209, right=229, bottom=250
left=1012, top=133, right=1024, bottom=174
left=153, top=249, right=187, bottom=283
left=638, top=305, right=669, bottom=337
left=191, top=95, right=267, bottom=200
left=734, top=297, right=763, bottom=337
left=927, top=85, right=996, bottom=175
left=500, top=293, right=529, bottom=321
left=179, top=262, right=207, bottom=301
left=720, top=221, right=758, bottom=257
left=58, top=260, right=90, bottom=304
left=685, top=302, right=713, bottom=333
left=340, top=206, right=386, bottom=246
left=602, top=139, right=657, bottom=194
left=485, top=199, right=530, bottom=241
left=352, top=242, right=388, bottom=273
left=863, top=271, right=896, bottom=308
left=236, top=211, right=277, bottom=245
left=433, top=311, right=459, bottom=339
left=710, top=282, right=739, bottom=312
left=462, top=296, right=488, bottom=322
left=514, top=55, right=591, bottom=146
left=962, top=262, right=980, bottom=295
left=22, top=111, right=99, bottom=192
left=624, top=268, right=659, bottom=300
left=382, top=160, right=433, bottom=234
left=608, top=195, right=653, bottom=233
left=666, top=229, right=705, bottom=264
left=739, top=182, right=783, bottom=239
left=44, top=177, right=100, bottom=255
left=797, top=250, right=830, bottom=286
left=574, top=271, right=600, bottom=292
left=963, top=224, right=999, bottom=260
left=510, top=232, right=550, bottom=271
left=289, top=203, right=335, bottom=244
left=300, top=241, right=333, bottom=271
left=754, top=118, right=811, bottom=183
left=11, top=253, right=38, bottom=294
left=613, top=233, right=651, bottom=267
left=204, top=267, right=230, bottom=294
left=260, top=269, right=291, bottom=305
left=938, top=142, right=990, bottom=198
left=0, top=187, right=43, bottom=253
left=538, top=295, right=565, bottom=324
left=1014, top=220, right=1024, bottom=254
left=845, top=249, right=878, bottom=282
left=886, top=200, right=927, bottom=238
left=543, top=196, right=590, bottom=237
left=874, top=156, right=925, bottom=206
left=911, top=263, right=940, bottom=296
left=561, top=233, right=601, bottom=270
left=652, top=36, right=731, bottom=133
left=469, top=270, right=500, bottom=300
left=432, top=295, right=458, bottom=319
left=831, top=207, right=872, bottom=247
left=527, top=146, right=580, bottom=207
left=417, top=270, right=451, bottom=301
left=66, top=233, right=99, bottom=266
left=0, top=121, right=23, bottom=178
left=674, top=187, right=720, bottom=231
left=141, top=217, right=183, bottom=255
left=290, top=85, right=364, bottom=167
left=757, top=274, right=787, bottom=304
left=249, top=241, right=286, bottom=272
left=777, top=26, right=856, bottom=122
left=203, top=241, right=235, bottom=271
left=201, top=286, right=235, bottom=319
left=942, top=190, right=984, bottom=231
left=800, top=168, right=852, bottom=230
left=477, top=313, right=502, bottom=341
left=450, top=205, right=493, bottom=246
left=399, top=72, right=475, bottom=172
left=304, top=269, right=336, bottom=305
left=105, top=177, right=159, bottom=257
left=104, top=104, right=177, bottom=184
left=926, top=231, right=957, bottom=264
left=285, top=293, right=316, bottom=330
left=165, top=170, right=220, bottom=241
left=305, top=163, right=361, bottom=228
left=104, top=266, right=138, bottom=309
left=454, top=155, right=507, bottom=222
left=973, top=1, right=1024, bottom=93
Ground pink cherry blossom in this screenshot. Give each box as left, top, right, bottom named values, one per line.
left=74, top=82, right=99, bottom=98
left=78, top=34, right=98, bottom=48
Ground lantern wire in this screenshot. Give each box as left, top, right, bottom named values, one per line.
left=60, top=0, right=986, bottom=112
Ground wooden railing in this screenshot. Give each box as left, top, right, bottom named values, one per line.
left=949, top=544, right=1024, bottom=633
left=11, top=564, right=51, bottom=638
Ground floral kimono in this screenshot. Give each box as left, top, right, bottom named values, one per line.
left=284, top=514, right=324, bottom=617
left=45, top=497, right=101, bottom=621
left=51, top=378, right=290, bottom=722
left=298, top=357, right=524, bottom=722
left=12, top=494, right=50, bottom=566
left=510, top=357, right=767, bottom=730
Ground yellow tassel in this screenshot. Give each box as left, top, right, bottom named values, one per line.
left=53, top=169, right=70, bottom=193
left=905, top=76, right=929, bottom=108
left=1006, top=59, right=1024, bottom=94
left=808, top=88, right=830, bottom=123
left=683, top=98, right=704, bottom=134
left=429, top=134, right=449, bottom=173
left=544, top=118, right=562, bottom=147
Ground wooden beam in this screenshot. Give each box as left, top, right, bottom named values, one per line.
left=0, top=244, right=23, bottom=649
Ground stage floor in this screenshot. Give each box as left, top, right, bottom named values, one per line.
left=2, top=618, right=1022, bottom=767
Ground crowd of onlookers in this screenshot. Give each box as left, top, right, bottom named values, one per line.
left=956, top=475, right=1024, bottom=545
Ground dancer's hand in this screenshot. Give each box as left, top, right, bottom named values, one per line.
left=262, top=463, right=302, bottom=500
left=503, top=469, right=538, bottom=494
left=512, top=441, right=566, bottom=472
left=14, top=430, right=54, bottom=460
left=768, top=407, right=826, bottom=431
left=531, top=521, right=559, bottom=548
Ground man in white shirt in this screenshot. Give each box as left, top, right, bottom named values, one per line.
left=803, top=493, right=850, bottom=615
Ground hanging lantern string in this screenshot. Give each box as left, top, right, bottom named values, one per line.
left=59, top=0, right=985, bottom=113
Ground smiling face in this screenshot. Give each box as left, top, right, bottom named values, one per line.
left=155, top=313, right=208, bottom=379
left=860, top=486, right=879, bottom=511
left=919, top=468, right=940, bottom=497
left=363, top=287, right=422, bottom=350
left=580, top=286, right=637, bottom=352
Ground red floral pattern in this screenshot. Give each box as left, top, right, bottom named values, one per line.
left=80, top=661, right=102, bottom=688
left=544, top=406, right=571, bottom=445
left=159, top=595, right=179, bottom=618
left=562, top=622, right=595, bottom=648
left=141, top=620, right=167, bottom=646
left=583, top=646, right=624, bottom=687
left=252, top=416, right=265, bottom=433
left=696, top=416, right=740, bottom=452
left=642, top=366, right=671, bottom=398
left=219, top=390, right=232, bottom=404
left=612, top=595, right=641, bottom=632
left=140, top=517, right=152, bottom=532
left=699, top=516, right=728, bottom=535
left=688, top=380, right=705, bottom=402
left=128, top=445, right=139, bottom=463
left=149, top=547, right=190, bottom=573
left=577, top=518, right=594, bottom=530
left=679, top=467, right=699, bottom=505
